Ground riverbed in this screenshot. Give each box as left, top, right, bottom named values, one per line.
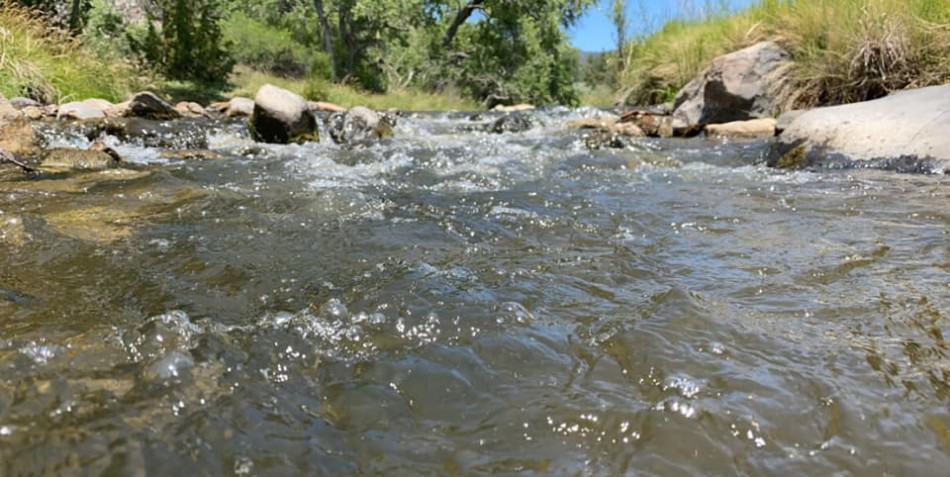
left=1, top=110, right=948, bottom=475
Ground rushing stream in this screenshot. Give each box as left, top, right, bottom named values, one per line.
left=0, top=110, right=948, bottom=476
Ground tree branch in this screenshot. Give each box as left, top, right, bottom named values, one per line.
left=442, top=0, right=486, bottom=48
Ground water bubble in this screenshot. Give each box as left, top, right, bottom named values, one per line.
left=19, top=342, right=63, bottom=365
left=145, top=351, right=195, bottom=381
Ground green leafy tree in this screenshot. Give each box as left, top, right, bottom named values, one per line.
left=128, top=0, right=233, bottom=83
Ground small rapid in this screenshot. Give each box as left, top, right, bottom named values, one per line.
left=0, top=110, right=947, bottom=475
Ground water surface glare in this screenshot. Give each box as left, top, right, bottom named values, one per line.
left=1, top=110, right=948, bottom=476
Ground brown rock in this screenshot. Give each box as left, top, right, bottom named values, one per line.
left=126, top=92, right=180, bottom=120
left=22, top=106, right=44, bottom=121
left=308, top=101, right=347, bottom=114
left=0, top=119, right=37, bottom=157
left=175, top=101, right=209, bottom=118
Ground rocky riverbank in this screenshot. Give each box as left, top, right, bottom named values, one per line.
left=2, top=46, right=949, bottom=183
left=569, top=42, right=950, bottom=174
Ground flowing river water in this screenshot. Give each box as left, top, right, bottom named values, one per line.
left=0, top=110, right=948, bottom=476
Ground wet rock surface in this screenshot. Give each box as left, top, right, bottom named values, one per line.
left=488, top=113, right=537, bottom=134
left=327, top=106, right=394, bottom=145
left=250, top=84, right=318, bottom=144
left=773, top=85, right=950, bottom=173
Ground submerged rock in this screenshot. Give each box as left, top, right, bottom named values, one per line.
left=705, top=118, right=777, bottom=139
left=127, top=92, right=180, bottom=120
left=250, top=84, right=319, bottom=144
left=328, top=106, right=394, bottom=145
left=83, top=118, right=209, bottom=150
left=38, top=148, right=121, bottom=173
left=771, top=85, right=950, bottom=173
left=673, top=41, right=791, bottom=127
left=58, top=98, right=114, bottom=120
left=488, top=113, right=536, bottom=134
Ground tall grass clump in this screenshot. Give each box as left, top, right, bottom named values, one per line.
left=621, top=0, right=950, bottom=109
left=0, top=1, right=139, bottom=102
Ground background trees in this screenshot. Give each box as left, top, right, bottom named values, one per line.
left=15, top=0, right=597, bottom=106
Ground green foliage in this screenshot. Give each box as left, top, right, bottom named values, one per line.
left=435, top=0, right=595, bottom=106
left=126, top=0, right=233, bottom=84
left=221, top=12, right=311, bottom=76
left=0, top=2, right=139, bottom=102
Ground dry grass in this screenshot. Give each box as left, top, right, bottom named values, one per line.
left=0, top=1, right=140, bottom=102
left=621, top=0, right=950, bottom=109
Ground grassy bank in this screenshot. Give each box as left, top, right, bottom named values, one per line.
left=226, top=66, right=479, bottom=111
left=621, top=0, right=950, bottom=109
left=0, top=2, right=139, bottom=102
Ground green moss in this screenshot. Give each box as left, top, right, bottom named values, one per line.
left=775, top=145, right=809, bottom=170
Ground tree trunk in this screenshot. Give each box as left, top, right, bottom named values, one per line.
left=442, top=0, right=485, bottom=48
left=337, top=2, right=358, bottom=80
left=312, top=0, right=337, bottom=81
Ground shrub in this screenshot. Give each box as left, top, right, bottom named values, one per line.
left=0, top=1, right=138, bottom=102
left=221, top=12, right=311, bottom=76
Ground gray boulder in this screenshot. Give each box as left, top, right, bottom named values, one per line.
left=673, top=41, right=791, bottom=127
left=327, top=106, right=394, bottom=145
left=127, top=92, right=180, bottom=120
left=771, top=85, right=950, bottom=173
left=250, top=85, right=318, bottom=144
left=9, top=97, right=41, bottom=110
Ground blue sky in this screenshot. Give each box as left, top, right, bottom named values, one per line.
left=569, top=0, right=755, bottom=52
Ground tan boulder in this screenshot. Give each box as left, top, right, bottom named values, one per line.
left=105, top=100, right=131, bottom=118
left=175, top=101, right=209, bottom=118
left=0, top=119, right=37, bottom=157
left=705, top=118, right=777, bottom=139
left=22, top=106, right=45, bottom=121
left=225, top=97, right=255, bottom=118
left=58, top=98, right=114, bottom=120
left=492, top=104, right=535, bottom=113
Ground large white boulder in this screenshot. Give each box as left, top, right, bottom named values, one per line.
left=772, top=85, right=950, bottom=172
